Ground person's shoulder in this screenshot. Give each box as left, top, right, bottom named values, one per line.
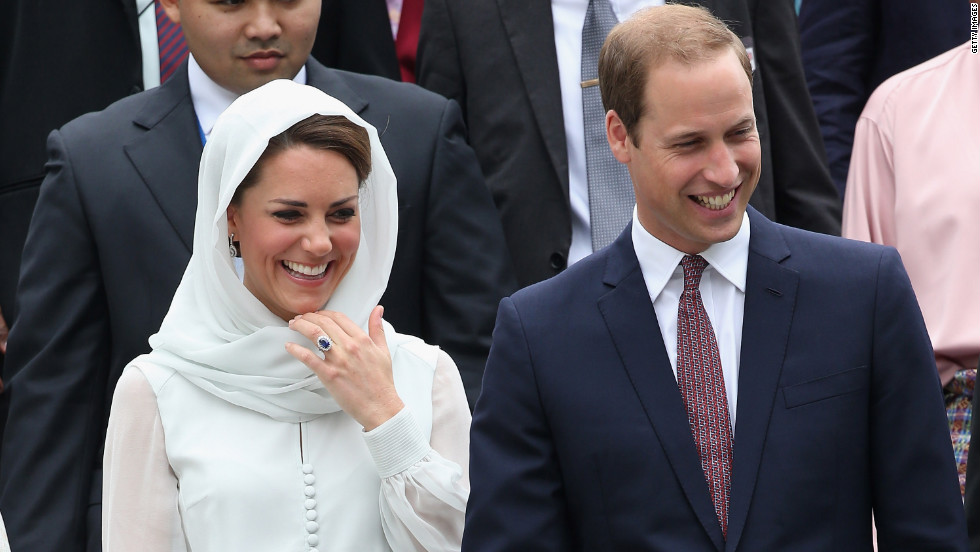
left=112, top=364, right=160, bottom=408
left=311, top=63, right=452, bottom=111
left=57, top=85, right=167, bottom=141
left=760, top=214, right=894, bottom=272
left=863, top=42, right=970, bottom=119
left=509, top=246, right=612, bottom=310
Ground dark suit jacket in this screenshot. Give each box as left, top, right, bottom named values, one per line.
left=0, top=0, right=142, bottom=350
left=0, top=59, right=514, bottom=551
left=798, top=0, right=970, bottom=196
left=313, top=0, right=401, bottom=81
left=418, top=0, right=842, bottom=288
left=465, top=208, right=967, bottom=551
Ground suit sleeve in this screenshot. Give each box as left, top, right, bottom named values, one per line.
left=798, top=0, right=875, bottom=197
left=869, top=248, right=968, bottom=550
left=0, top=129, right=112, bottom=550
left=416, top=0, right=466, bottom=111
left=752, top=0, right=842, bottom=234
left=419, top=99, right=516, bottom=406
left=462, top=298, right=572, bottom=552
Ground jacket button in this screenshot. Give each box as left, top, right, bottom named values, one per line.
left=549, top=252, right=566, bottom=271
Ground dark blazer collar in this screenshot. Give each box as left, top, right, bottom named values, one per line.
left=598, top=223, right=728, bottom=549
left=305, top=57, right=369, bottom=115
left=496, top=0, right=568, bottom=190
left=725, top=208, right=798, bottom=552
left=598, top=208, right=799, bottom=551
left=126, top=64, right=202, bottom=252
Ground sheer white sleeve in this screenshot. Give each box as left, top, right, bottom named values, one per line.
left=103, top=367, right=187, bottom=552
left=363, top=350, right=471, bottom=551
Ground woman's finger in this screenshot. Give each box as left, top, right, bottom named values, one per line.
left=368, top=306, right=389, bottom=357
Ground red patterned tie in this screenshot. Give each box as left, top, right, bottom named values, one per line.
left=676, top=255, right=734, bottom=538
left=156, top=0, right=189, bottom=83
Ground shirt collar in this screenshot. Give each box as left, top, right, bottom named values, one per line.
left=187, top=54, right=308, bottom=141
left=631, top=207, right=750, bottom=298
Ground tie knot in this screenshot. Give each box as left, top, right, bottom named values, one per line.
left=680, top=255, right=708, bottom=291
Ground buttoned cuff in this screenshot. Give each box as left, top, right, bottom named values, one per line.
left=362, top=407, right=432, bottom=478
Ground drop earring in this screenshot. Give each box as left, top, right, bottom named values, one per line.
left=228, top=233, right=240, bottom=257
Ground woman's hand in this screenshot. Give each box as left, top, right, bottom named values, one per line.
left=286, top=305, right=404, bottom=431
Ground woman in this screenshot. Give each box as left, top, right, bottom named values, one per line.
left=102, top=80, right=470, bottom=551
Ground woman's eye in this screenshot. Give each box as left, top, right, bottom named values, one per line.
left=332, top=208, right=357, bottom=221
left=272, top=210, right=301, bottom=221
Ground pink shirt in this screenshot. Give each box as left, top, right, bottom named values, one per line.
left=843, top=42, right=980, bottom=386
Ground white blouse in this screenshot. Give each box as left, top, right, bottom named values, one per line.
left=103, top=348, right=470, bottom=552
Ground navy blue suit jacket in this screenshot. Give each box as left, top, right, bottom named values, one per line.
left=465, top=208, right=967, bottom=551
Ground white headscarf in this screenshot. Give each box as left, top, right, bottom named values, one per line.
left=139, top=80, right=399, bottom=422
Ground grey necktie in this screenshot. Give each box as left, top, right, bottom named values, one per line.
left=582, top=0, right=635, bottom=251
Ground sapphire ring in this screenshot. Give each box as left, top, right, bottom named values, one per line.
left=316, top=334, right=333, bottom=353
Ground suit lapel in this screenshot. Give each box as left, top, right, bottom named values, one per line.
left=305, top=59, right=370, bottom=116
left=597, top=227, right=726, bottom=550
left=125, top=66, right=202, bottom=252
left=496, top=0, right=569, bottom=190
left=725, top=210, right=798, bottom=551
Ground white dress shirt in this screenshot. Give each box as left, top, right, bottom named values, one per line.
left=631, top=210, right=750, bottom=428
left=136, top=0, right=161, bottom=89
left=551, top=0, right=664, bottom=265
left=187, top=55, right=308, bottom=142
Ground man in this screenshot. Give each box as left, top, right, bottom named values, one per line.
left=842, top=40, right=980, bottom=496
left=0, top=0, right=514, bottom=549
left=417, top=0, right=842, bottom=288
left=464, top=6, right=967, bottom=550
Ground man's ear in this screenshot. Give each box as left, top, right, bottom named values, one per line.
left=606, top=110, right=632, bottom=164
left=158, top=0, right=181, bottom=25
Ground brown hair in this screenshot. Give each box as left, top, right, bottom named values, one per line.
left=598, top=4, right=752, bottom=145
left=231, top=114, right=372, bottom=205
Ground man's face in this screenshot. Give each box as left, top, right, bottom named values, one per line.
left=607, top=49, right=761, bottom=254
left=161, top=0, right=320, bottom=95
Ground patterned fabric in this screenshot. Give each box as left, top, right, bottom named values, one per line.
left=156, top=0, right=188, bottom=83
left=676, top=255, right=733, bottom=537
left=581, top=0, right=634, bottom=251
left=945, top=368, right=975, bottom=496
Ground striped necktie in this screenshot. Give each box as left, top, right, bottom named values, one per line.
left=156, top=0, right=189, bottom=83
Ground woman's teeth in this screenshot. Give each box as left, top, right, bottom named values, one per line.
left=283, top=260, right=327, bottom=277
left=693, top=189, right=736, bottom=210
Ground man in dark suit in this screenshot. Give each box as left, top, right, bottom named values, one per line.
left=798, top=0, right=970, bottom=197
left=0, top=0, right=514, bottom=549
left=464, top=6, right=967, bottom=550
left=418, top=0, right=842, bottom=288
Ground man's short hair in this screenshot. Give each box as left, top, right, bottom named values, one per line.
left=598, top=4, right=753, bottom=145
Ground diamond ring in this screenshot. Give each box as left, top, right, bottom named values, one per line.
left=316, top=334, right=333, bottom=353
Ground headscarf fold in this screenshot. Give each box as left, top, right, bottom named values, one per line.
left=137, top=79, right=400, bottom=422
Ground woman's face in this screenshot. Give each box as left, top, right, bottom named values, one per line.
left=227, top=145, right=361, bottom=321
